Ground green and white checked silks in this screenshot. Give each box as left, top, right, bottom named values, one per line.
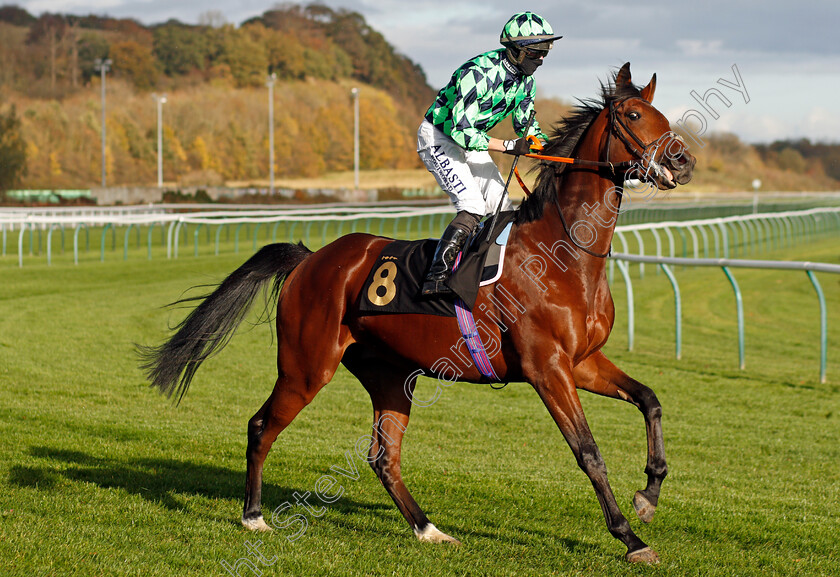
left=423, top=48, right=547, bottom=151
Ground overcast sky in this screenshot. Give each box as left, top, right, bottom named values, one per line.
left=19, top=0, right=840, bottom=144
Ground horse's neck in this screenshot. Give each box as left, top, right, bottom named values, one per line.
left=556, top=171, right=620, bottom=259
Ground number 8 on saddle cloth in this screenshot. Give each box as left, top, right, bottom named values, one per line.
left=358, top=211, right=517, bottom=317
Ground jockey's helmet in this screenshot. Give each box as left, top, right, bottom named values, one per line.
left=500, top=12, right=562, bottom=60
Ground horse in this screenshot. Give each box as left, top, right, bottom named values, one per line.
left=140, top=63, right=695, bottom=563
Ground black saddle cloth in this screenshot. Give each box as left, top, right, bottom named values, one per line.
left=357, top=211, right=516, bottom=317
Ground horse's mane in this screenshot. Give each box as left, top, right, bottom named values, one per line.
left=517, top=70, right=643, bottom=223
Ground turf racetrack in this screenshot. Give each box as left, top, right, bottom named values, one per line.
left=1, top=234, right=838, bottom=576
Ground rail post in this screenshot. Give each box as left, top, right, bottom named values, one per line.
left=721, top=266, right=745, bottom=370
left=660, top=263, right=681, bottom=360
left=806, top=271, right=828, bottom=384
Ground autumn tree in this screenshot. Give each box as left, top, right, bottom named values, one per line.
left=776, top=147, right=807, bottom=173
left=0, top=105, right=27, bottom=194
left=101, top=17, right=151, bottom=42
left=0, top=21, right=28, bottom=88
left=0, top=4, right=35, bottom=26
left=111, top=40, right=158, bottom=90
left=243, top=21, right=305, bottom=80
left=248, top=7, right=351, bottom=81
left=26, top=13, right=68, bottom=93
left=153, top=23, right=209, bottom=76
left=304, top=4, right=434, bottom=113
left=64, top=21, right=80, bottom=88
left=757, top=138, right=840, bottom=182
left=76, top=31, right=109, bottom=83
left=218, top=25, right=268, bottom=88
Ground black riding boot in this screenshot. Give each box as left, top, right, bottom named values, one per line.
left=420, top=224, right=471, bottom=297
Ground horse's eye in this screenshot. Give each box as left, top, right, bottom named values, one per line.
left=628, top=111, right=641, bottom=121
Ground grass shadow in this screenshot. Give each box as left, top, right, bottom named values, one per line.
left=8, top=465, right=61, bottom=490
left=19, top=446, right=391, bottom=524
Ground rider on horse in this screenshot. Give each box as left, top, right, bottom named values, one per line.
left=418, top=12, right=562, bottom=297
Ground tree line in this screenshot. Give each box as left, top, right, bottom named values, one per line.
left=0, top=3, right=436, bottom=192
left=0, top=3, right=433, bottom=109
left=1, top=2, right=838, bottom=195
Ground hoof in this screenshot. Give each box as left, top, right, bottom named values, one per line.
left=414, top=523, right=461, bottom=545
left=241, top=516, right=272, bottom=532
left=633, top=491, right=656, bottom=523
left=626, top=546, right=660, bottom=564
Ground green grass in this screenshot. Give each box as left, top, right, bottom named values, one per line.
left=0, top=233, right=838, bottom=576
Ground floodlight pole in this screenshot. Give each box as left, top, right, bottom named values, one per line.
left=94, top=58, right=112, bottom=187
left=152, top=94, right=167, bottom=188
left=267, top=73, right=277, bottom=194
left=351, top=87, right=359, bottom=189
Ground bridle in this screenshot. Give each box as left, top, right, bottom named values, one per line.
left=607, top=97, right=683, bottom=184
left=527, top=96, right=684, bottom=258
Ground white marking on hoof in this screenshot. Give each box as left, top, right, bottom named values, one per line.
left=242, top=516, right=272, bottom=531
left=413, top=523, right=461, bottom=544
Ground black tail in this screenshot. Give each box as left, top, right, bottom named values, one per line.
left=138, top=242, right=312, bottom=404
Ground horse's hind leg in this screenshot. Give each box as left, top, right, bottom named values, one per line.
left=241, top=251, right=358, bottom=530
left=241, top=372, right=325, bottom=531
left=574, top=351, right=667, bottom=524
left=342, top=348, right=459, bottom=544
left=242, top=329, right=349, bottom=529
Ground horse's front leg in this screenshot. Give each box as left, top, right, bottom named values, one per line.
left=573, top=351, right=667, bottom=523
left=530, top=362, right=659, bottom=564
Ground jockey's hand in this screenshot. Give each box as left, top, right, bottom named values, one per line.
left=503, top=137, right=532, bottom=156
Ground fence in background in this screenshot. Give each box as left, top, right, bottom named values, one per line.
left=610, top=253, right=840, bottom=383
left=1, top=206, right=460, bottom=266
left=617, top=192, right=840, bottom=225
left=609, top=207, right=840, bottom=279
left=3, top=202, right=839, bottom=268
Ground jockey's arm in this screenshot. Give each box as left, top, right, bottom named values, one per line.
left=486, top=138, right=507, bottom=153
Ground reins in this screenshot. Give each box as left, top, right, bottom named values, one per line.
left=522, top=153, right=634, bottom=173
left=512, top=140, right=635, bottom=196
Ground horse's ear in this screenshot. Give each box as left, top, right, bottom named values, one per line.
left=616, top=62, right=632, bottom=89
left=640, top=73, right=657, bottom=103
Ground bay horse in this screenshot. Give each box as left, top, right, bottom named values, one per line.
left=141, top=63, right=695, bottom=563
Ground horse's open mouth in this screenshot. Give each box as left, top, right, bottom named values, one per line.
left=655, top=150, right=696, bottom=189
left=656, top=165, right=676, bottom=190
left=639, top=162, right=676, bottom=190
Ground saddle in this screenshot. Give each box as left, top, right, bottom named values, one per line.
left=358, top=211, right=517, bottom=317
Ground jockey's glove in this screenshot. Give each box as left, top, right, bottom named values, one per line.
left=503, top=137, right=532, bottom=156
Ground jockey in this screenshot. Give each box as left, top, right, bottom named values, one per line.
left=418, top=12, right=561, bottom=297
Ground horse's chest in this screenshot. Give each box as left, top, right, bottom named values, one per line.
left=584, top=311, right=611, bottom=344
left=584, top=287, right=614, bottom=348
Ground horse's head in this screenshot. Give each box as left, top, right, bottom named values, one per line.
left=520, top=64, right=698, bottom=227
left=604, top=63, right=696, bottom=190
